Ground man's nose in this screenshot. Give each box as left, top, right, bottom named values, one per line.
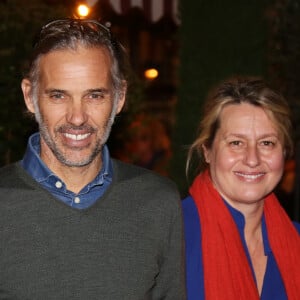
left=66, top=100, right=88, bottom=126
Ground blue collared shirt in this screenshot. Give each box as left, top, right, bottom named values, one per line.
left=21, top=132, right=113, bottom=209
left=182, top=195, right=300, bottom=300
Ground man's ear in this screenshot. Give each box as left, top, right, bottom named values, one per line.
left=21, top=79, right=35, bottom=113
left=116, top=81, right=127, bottom=114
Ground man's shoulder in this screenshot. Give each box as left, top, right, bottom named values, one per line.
left=111, top=159, right=180, bottom=205
left=0, top=162, right=33, bottom=189
left=112, top=159, right=177, bottom=188
left=110, top=159, right=182, bottom=222
left=0, top=162, right=20, bottom=184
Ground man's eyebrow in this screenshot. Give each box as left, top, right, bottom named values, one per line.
left=44, top=88, right=66, bottom=94
left=85, top=88, right=110, bottom=94
left=44, top=88, right=110, bottom=95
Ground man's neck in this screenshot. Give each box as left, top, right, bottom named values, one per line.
left=54, top=162, right=102, bottom=193
left=42, top=152, right=102, bottom=193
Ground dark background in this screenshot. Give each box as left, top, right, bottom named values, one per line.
left=0, top=0, right=299, bottom=220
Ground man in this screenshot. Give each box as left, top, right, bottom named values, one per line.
left=0, top=19, right=185, bottom=299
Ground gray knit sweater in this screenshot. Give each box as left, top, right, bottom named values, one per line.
left=0, top=159, right=185, bottom=300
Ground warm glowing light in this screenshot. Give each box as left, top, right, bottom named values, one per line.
left=144, top=68, right=159, bottom=80
left=77, top=4, right=90, bottom=17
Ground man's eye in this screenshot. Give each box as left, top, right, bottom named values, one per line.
left=50, top=93, right=64, bottom=99
left=85, top=93, right=109, bottom=103
left=89, top=93, right=105, bottom=99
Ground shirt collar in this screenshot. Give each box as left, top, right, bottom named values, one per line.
left=21, top=132, right=113, bottom=187
left=224, top=199, right=272, bottom=255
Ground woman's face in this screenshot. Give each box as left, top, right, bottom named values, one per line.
left=203, top=103, right=285, bottom=211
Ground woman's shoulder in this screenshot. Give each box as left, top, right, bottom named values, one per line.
left=292, top=221, right=300, bottom=234
left=182, top=196, right=199, bottom=223
left=182, top=195, right=195, bottom=210
left=181, top=196, right=205, bottom=299
left=181, top=195, right=201, bottom=235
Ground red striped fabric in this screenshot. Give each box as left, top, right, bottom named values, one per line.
left=102, top=0, right=178, bottom=23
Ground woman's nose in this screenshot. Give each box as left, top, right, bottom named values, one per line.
left=243, top=145, right=260, bottom=167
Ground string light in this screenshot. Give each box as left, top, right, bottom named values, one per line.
left=77, top=4, right=90, bottom=17
left=144, top=68, right=159, bottom=80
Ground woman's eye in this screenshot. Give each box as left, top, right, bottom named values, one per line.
left=229, top=140, right=242, bottom=146
left=261, top=140, right=275, bottom=147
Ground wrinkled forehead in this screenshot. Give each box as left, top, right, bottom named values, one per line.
left=37, top=46, right=113, bottom=83
left=219, top=103, right=282, bottom=137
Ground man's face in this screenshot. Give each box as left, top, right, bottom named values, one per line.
left=22, top=46, right=125, bottom=169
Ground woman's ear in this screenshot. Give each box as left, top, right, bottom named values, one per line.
left=21, top=79, right=35, bottom=113
left=202, top=144, right=211, bottom=163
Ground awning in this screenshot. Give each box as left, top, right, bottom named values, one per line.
left=86, top=0, right=180, bottom=24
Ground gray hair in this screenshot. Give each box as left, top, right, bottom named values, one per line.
left=24, top=18, right=129, bottom=106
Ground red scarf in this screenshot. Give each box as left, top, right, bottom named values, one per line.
left=189, top=170, right=300, bottom=299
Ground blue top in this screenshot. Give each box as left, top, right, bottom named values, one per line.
left=182, top=195, right=300, bottom=300
left=21, top=133, right=113, bottom=209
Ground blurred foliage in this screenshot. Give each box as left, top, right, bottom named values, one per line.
left=1, top=0, right=300, bottom=180
left=266, top=0, right=300, bottom=220
left=170, top=0, right=300, bottom=196
left=171, top=1, right=268, bottom=195
left=0, top=0, right=147, bottom=167
left=0, top=0, right=68, bottom=166
left=266, top=0, right=300, bottom=140
left=108, top=69, right=147, bottom=154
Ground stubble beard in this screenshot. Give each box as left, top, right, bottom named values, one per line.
left=33, top=99, right=117, bottom=168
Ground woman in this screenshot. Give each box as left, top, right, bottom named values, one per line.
left=182, top=77, right=300, bottom=299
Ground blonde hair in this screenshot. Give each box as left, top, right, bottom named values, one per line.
left=186, top=76, right=294, bottom=175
